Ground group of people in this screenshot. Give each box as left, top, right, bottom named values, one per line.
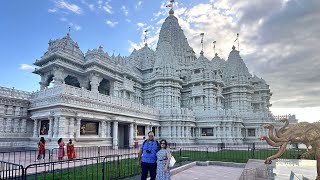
left=138, top=131, right=172, bottom=180
left=35, top=137, right=76, bottom=161
left=35, top=131, right=172, bottom=180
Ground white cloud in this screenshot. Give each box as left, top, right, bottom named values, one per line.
left=74, top=25, right=82, bottom=31
left=136, top=1, right=142, bottom=9
left=55, top=0, right=82, bottom=14
left=137, top=22, right=147, bottom=30
left=19, top=64, right=34, bottom=70
left=68, top=22, right=82, bottom=31
left=106, top=20, right=118, bottom=27
left=81, top=0, right=94, bottom=11
left=126, top=19, right=132, bottom=23
left=121, top=6, right=128, bottom=16
left=60, top=17, right=67, bottom=22
left=103, top=2, right=113, bottom=14
left=48, top=8, right=57, bottom=13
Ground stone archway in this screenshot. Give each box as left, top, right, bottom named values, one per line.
left=47, top=75, right=54, bottom=88
left=98, top=79, right=110, bottom=95
left=64, top=75, right=81, bottom=88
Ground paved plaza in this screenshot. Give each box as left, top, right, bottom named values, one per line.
left=171, top=166, right=244, bottom=180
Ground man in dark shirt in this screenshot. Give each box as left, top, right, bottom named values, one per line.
left=137, top=131, right=159, bottom=180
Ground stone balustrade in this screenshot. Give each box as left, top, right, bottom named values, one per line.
left=31, top=84, right=160, bottom=115
left=0, top=87, right=32, bottom=100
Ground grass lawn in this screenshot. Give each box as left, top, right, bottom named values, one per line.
left=28, top=148, right=313, bottom=179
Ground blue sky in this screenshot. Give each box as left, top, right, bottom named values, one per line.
left=0, top=0, right=319, bottom=122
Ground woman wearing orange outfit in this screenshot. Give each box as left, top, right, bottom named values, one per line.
left=67, top=139, right=76, bottom=160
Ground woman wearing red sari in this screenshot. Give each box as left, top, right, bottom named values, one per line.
left=35, top=137, right=46, bottom=162
left=58, top=138, right=65, bottom=160
left=67, top=139, right=76, bottom=160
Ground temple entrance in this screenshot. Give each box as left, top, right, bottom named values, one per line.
left=64, top=75, right=81, bottom=88
left=118, top=124, right=129, bottom=148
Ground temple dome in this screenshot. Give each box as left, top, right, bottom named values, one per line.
left=153, top=40, right=179, bottom=77
left=211, top=53, right=226, bottom=70
left=44, top=33, right=84, bottom=60
left=224, top=46, right=251, bottom=83
left=128, top=45, right=155, bottom=70
left=85, top=46, right=111, bottom=63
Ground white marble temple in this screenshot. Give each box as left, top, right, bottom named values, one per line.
left=0, top=9, right=297, bottom=149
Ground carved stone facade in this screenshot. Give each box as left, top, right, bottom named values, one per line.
left=0, top=9, right=297, bottom=149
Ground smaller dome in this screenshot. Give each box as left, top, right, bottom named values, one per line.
left=85, top=46, right=111, bottom=62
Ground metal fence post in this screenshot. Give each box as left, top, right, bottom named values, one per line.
left=251, top=143, right=255, bottom=159
left=206, top=146, right=209, bottom=159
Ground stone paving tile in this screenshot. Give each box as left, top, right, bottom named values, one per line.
left=171, top=166, right=244, bottom=180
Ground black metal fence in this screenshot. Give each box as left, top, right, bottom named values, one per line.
left=0, top=149, right=51, bottom=168
left=0, top=160, right=24, bottom=180
left=102, top=153, right=139, bottom=180
left=0, top=144, right=312, bottom=180
left=24, top=156, right=104, bottom=180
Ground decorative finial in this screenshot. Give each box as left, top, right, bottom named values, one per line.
left=144, top=29, right=148, bottom=46
left=67, top=26, right=71, bottom=36
left=215, top=53, right=218, bottom=57
left=200, top=33, right=204, bottom=54
left=169, top=9, right=174, bottom=15
left=99, top=45, right=103, bottom=49
left=166, top=0, right=175, bottom=15
left=232, top=45, right=236, bottom=50
left=213, top=41, right=216, bottom=54
left=234, top=33, right=239, bottom=50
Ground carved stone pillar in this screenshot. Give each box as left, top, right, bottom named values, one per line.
left=134, top=123, right=138, bottom=139
left=145, top=125, right=149, bottom=136
left=14, top=107, right=21, bottom=116
left=0, top=118, right=4, bottom=133
left=58, top=116, right=66, bottom=138
left=69, top=117, right=75, bottom=138
left=13, top=119, right=19, bottom=133
left=20, top=119, right=27, bottom=133
left=76, top=118, right=81, bottom=138
left=129, top=123, right=134, bottom=148
left=53, top=117, right=59, bottom=138
left=101, top=121, right=107, bottom=138
left=168, top=125, right=172, bottom=137
left=5, top=118, right=12, bottom=133
left=90, top=73, right=102, bottom=93
left=48, top=117, right=53, bottom=138
left=53, top=67, right=65, bottom=86
left=156, top=127, right=159, bottom=137
left=177, top=124, right=181, bottom=138
left=32, top=119, right=38, bottom=138
left=181, top=125, right=185, bottom=138
left=0, top=105, right=5, bottom=115
left=107, top=121, right=111, bottom=137
left=112, top=121, right=118, bottom=149
left=40, top=75, right=48, bottom=90
left=172, top=125, right=176, bottom=137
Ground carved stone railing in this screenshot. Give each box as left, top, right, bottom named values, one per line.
left=0, top=87, right=32, bottom=100
left=31, top=84, right=159, bottom=116
left=271, top=114, right=297, bottom=121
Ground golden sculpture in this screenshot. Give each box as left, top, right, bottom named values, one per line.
left=261, top=118, right=320, bottom=180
